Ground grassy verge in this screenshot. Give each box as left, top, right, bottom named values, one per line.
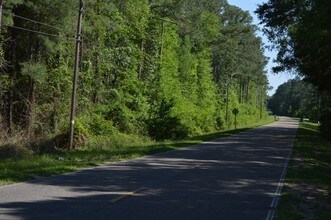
left=0, top=117, right=274, bottom=186
left=276, top=122, right=331, bottom=219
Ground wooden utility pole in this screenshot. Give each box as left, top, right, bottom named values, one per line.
left=225, top=78, right=230, bottom=122
left=260, top=85, right=263, bottom=119
left=225, top=72, right=236, bottom=123
left=69, top=0, right=83, bottom=150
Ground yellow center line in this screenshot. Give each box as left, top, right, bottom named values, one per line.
left=110, top=188, right=145, bottom=204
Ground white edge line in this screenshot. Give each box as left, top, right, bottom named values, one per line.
left=266, top=148, right=293, bottom=220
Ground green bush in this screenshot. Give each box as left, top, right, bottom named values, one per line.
left=148, top=99, right=188, bottom=140
left=76, top=113, right=118, bottom=136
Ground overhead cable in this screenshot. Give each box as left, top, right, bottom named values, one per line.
left=3, top=10, right=67, bottom=32
left=6, top=25, right=76, bottom=41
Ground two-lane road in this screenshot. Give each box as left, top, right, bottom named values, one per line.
left=0, top=117, right=298, bottom=220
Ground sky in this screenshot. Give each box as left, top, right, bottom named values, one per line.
left=227, top=0, right=295, bottom=96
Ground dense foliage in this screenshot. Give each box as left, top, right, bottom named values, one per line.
left=268, top=77, right=321, bottom=121
left=256, top=0, right=331, bottom=138
left=0, top=0, right=268, bottom=149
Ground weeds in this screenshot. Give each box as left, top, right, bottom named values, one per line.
left=276, top=122, right=331, bottom=219
left=0, top=117, right=274, bottom=185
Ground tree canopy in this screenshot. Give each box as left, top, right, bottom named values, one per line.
left=256, top=0, right=331, bottom=138
left=256, top=0, right=331, bottom=93
left=0, top=0, right=269, bottom=147
left=268, top=77, right=320, bottom=121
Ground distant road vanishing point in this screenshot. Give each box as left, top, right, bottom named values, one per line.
left=0, top=117, right=298, bottom=220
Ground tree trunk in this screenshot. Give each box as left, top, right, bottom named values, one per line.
left=8, top=72, right=14, bottom=135
left=246, top=79, right=250, bottom=102
left=26, top=25, right=41, bottom=138
left=239, top=79, right=243, bottom=103
left=51, top=102, right=57, bottom=133
left=138, top=40, right=145, bottom=79
left=27, top=76, right=36, bottom=138
left=260, top=85, right=263, bottom=119
left=225, top=81, right=229, bottom=122
left=93, top=52, right=100, bottom=103
left=0, top=76, right=4, bottom=134
left=93, top=3, right=101, bottom=103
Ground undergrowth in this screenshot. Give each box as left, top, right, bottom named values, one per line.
left=0, top=116, right=274, bottom=185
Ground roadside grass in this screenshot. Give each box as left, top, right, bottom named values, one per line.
left=276, top=122, right=331, bottom=219
left=0, top=117, right=274, bottom=185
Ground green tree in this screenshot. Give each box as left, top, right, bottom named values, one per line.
left=256, top=0, right=331, bottom=137
left=0, top=0, right=270, bottom=147
left=268, top=77, right=320, bottom=121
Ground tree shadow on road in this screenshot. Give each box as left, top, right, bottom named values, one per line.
left=0, top=122, right=298, bottom=220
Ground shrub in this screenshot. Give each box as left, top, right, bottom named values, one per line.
left=148, top=99, right=188, bottom=140
left=74, top=113, right=118, bottom=144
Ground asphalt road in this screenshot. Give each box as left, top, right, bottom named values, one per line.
left=0, top=117, right=298, bottom=220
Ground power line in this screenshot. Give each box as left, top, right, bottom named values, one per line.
left=5, top=24, right=76, bottom=41
left=3, top=10, right=66, bottom=32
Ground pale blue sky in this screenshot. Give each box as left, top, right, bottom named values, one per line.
left=227, top=0, right=295, bottom=96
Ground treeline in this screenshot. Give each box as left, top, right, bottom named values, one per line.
left=0, top=0, right=268, bottom=147
left=268, top=77, right=322, bottom=121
